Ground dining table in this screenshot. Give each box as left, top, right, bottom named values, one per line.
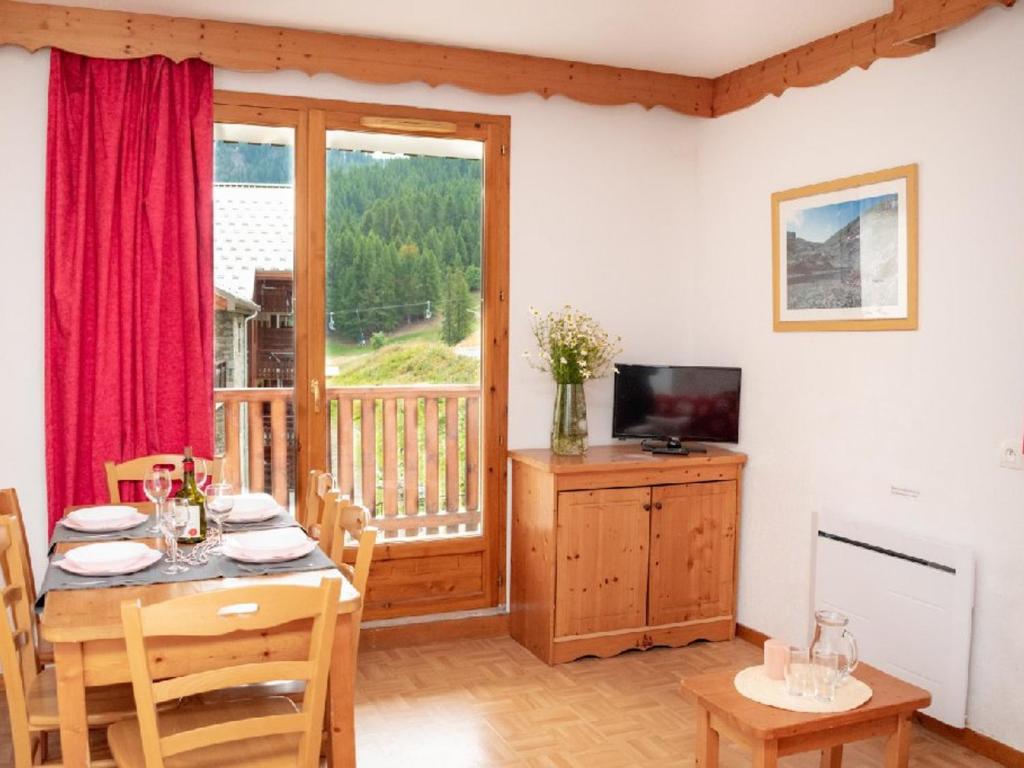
left=39, top=501, right=361, bottom=768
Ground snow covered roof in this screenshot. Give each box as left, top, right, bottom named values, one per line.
left=213, top=183, right=294, bottom=304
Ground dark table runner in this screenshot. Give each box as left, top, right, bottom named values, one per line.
left=50, top=510, right=299, bottom=549
left=36, top=545, right=337, bottom=610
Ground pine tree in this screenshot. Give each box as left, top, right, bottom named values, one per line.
left=441, top=268, right=471, bottom=346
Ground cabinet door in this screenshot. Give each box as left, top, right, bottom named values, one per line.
left=554, top=487, right=651, bottom=637
left=648, top=481, right=737, bottom=625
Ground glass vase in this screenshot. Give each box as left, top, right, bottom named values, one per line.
left=551, top=382, right=588, bottom=456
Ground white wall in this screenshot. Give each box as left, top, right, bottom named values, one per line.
left=692, top=8, right=1024, bottom=748
left=0, top=48, right=50, bottom=578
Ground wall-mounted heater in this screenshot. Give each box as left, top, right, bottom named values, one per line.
left=813, top=513, right=974, bottom=727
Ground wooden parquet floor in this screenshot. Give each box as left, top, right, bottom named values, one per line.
left=353, top=637, right=998, bottom=768
left=1, top=637, right=999, bottom=767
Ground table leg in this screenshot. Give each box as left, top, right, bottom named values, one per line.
left=53, top=642, right=90, bottom=768
left=695, top=707, right=719, bottom=768
left=327, top=612, right=357, bottom=768
left=753, top=739, right=779, bottom=768
left=820, top=744, right=843, bottom=768
left=884, top=714, right=912, bottom=768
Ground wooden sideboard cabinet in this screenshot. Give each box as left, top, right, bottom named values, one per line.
left=509, top=444, right=747, bottom=665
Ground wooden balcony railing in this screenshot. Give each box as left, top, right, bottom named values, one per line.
left=214, top=384, right=481, bottom=539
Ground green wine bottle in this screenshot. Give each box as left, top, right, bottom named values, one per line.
left=175, top=445, right=207, bottom=544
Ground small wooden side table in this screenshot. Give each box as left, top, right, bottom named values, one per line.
left=680, top=664, right=931, bottom=768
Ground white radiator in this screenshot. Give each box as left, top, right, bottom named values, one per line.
left=813, top=514, right=974, bottom=727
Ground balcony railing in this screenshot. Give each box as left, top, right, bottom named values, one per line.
left=214, top=384, right=481, bottom=539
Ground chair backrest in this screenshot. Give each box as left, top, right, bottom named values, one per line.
left=327, top=503, right=377, bottom=658
left=0, top=515, right=42, bottom=767
left=0, top=489, right=37, bottom=610
left=121, top=579, right=341, bottom=768
left=104, top=454, right=224, bottom=504
left=301, top=469, right=335, bottom=531
left=328, top=502, right=377, bottom=598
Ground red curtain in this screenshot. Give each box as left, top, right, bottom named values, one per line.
left=45, top=51, right=214, bottom=532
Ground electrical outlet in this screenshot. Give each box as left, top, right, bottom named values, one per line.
left=999, top=439, right=1023, bottom=470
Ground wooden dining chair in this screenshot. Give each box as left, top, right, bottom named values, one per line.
left=107, top=579, right=341, bottom=768
left=301, top=469, right=336, bottom=533
left=0, top=489, right=48, bottom=665
left=104, top=454, right=224, bottom=504
left=0, top=515, right=138, bottom=767
left=327, top=502, right=378, bottom=657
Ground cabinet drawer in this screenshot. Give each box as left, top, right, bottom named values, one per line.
left=554, top=488, right=651, bottom=637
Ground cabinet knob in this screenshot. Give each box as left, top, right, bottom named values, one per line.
left=654, top=501, right=663, bottom=510
left=642, top=503, right=651, bottom=512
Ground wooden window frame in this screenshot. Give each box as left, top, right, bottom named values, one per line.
left=213, top=90, right=511, bottom=616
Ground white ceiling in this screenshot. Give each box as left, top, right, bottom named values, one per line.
left=31, top=0, right=894, bottom=76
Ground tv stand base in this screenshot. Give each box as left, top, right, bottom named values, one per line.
left=641, top=438, right=708, bottom=456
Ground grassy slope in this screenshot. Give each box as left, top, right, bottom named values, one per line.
left=330, top=341, right=479, bottom=386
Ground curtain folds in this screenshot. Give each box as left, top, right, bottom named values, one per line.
left=45, top=50, right=214, bottom=532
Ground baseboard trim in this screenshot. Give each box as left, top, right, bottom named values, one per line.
left=360, top=611, right=510, bottom=651
left=913, top=712, right=1024, bottom=768
left=735, top=623, right=770, bottom=648
left=734, top=623, right=1024, bottom=767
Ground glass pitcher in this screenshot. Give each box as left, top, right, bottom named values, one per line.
left=809, top=610, right=858, bottom=681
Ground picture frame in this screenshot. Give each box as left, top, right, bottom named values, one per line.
left=772, top=164, right=918, bottom=332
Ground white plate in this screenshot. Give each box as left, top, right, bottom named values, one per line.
left=224, top=506, right=280, bottom=524
left=222, top=537, right=317, bottom=564
left=225, top=528, right=308, bottom=553
left=57, top=547, right=163, bottom=576
left=63, top=505, right=145, bottom=530
left=63, top=541, right=152, bottom=572
left=61, top=509, right=149, bottom=532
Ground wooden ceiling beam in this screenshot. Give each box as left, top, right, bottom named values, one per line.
left=0, top=0, right=713, bottom=117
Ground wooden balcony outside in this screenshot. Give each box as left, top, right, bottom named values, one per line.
left=214, top=384, right=481, bottom=540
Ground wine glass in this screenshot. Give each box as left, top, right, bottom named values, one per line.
left=143, top=467, right=172, bottom=535
left=161, top=498, right=190, bottom=575
left=205, top=483, right=234, bottom=552
left=194, top=458, right=209, bottom=494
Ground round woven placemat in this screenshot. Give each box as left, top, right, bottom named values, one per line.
left=734, top=665, right=872, bottom=713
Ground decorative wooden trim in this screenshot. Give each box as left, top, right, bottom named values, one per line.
left=0, top=0, right=712, bottom=117
left=713, top=20, right=935, bottom=116
left=0, top=0, right=1015, bottom=118
left=736, top=622, right=1024, bottom=767
left=714, top=0, right=1014, bottom=116
left=359, top=612, right=510, bottom=651
left=888, top=0, right=1017, bottom=44
left=914, top=712, right=1024, bottom=768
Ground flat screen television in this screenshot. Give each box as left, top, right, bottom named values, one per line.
left=612, top=364, right=741, bottom=454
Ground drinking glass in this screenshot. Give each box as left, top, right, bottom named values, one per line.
left=205, top=483, right=234, bottom=551
left=194, top=458, right=209, bottom=493
left=813, top=650, right=840, bottom=703
left=784, top=647, right=812, bottom=697
left=161, top=498, right=191, bottom=575
left=143, top=467, right=172, bottom=535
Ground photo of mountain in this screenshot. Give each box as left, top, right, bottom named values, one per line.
left=785, top=193, right=899, bottom=310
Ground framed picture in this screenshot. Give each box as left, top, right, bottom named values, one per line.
left=772, top=164, right=918, bottom=332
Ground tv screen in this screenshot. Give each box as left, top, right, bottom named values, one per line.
left=612, top=364, right=741, bottom=443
